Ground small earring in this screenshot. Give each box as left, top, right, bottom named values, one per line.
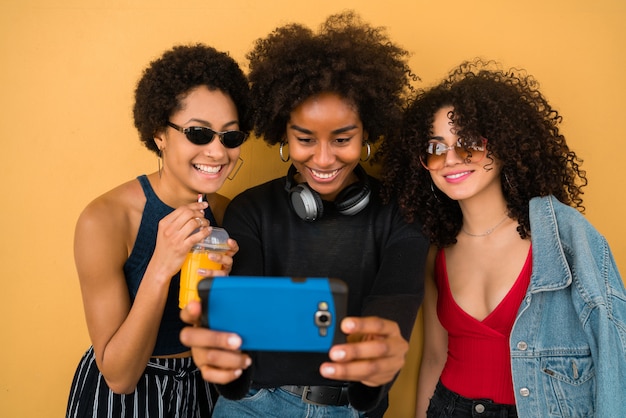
left=430, top=181, right=441, bottom=202
left=504, top=172, right=513, bottom=191
left=228, top=157, right=244, bottom=181
left=157, top=148, right=163, bottom=178
left=360, top=142, right=371, bottom=162
left=279, top=142, right=290, bottom=162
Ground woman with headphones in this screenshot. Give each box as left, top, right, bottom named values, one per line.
left=180, top=11, right=428, bottom=418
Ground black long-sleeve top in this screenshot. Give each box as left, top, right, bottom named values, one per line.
left=220, top=168, right=428, bottom=415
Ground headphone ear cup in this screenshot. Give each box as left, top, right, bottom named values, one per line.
left=289, top=183, right=324, bottom=221
left=334, top=164, right=371, bottom=216
left=334, top=182, right=371, bottom=216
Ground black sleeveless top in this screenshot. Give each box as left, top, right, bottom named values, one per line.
left=123, top=175, right=218, bottom=355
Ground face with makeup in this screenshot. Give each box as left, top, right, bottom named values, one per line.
left=286, top=92, right=366, bottom=201
left=154, top=85, right=242, bottom=201
left=428, top=106, right=502, bottom=203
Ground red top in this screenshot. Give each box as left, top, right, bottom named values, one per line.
left=436, top=246, right=532, bottom=404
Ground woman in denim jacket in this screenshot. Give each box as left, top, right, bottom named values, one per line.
left=381, top=59, right=626, bottom=417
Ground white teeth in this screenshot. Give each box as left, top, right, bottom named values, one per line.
left=195, top=164, right=221, bottom=174
left=311, top=168, right=339, bottom=179
left=446, top=171, right=470, bottom=179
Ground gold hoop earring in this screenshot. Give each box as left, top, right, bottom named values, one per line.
left=360, top=142, right=371, bottom=162
left=279, top=142, right=290, bottom=162
left=228, top=157, right=244, bottom=181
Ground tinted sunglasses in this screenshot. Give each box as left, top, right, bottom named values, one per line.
left=167, top=121, right=247, bottom=149
left=420, top=137, right=487, bottom=171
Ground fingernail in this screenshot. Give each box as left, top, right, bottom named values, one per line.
left=227, top=335, right=242, bottom=348
left=343, top=319, right=355, bottom=331
left=234, top=369, right=242, bottom=377
left=245, top=357, right=252, bottom=368
left=330, top=349, right=346, bottom=361
left=321, top=365, right=336, bottom=376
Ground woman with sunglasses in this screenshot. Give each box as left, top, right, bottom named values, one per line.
left=179, top=11, right=428, bottom=418
left=65, top=44, right=251, bottom=418
left=381, top=59, right=626, bottom=417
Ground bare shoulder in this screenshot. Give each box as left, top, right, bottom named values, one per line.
left=207, top=193, right=231, bottom=226
left=75, top=178, right=146, bottom=248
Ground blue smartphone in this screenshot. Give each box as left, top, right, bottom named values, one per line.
left=197, top=276, right=348, bottom=352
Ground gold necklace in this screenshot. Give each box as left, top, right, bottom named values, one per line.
left=462, top=213, right=509, bottom=237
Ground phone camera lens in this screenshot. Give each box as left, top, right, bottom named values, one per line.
left=315, top=310, right=332, bottom=327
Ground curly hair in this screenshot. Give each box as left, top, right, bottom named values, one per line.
left=133, top=44, right=252, bottom=155
left=246, top=11, right=415, bottom=145
left=381, top=59, right=587, bottom=247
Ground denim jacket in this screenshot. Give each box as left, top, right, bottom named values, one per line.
left=511, top=196, right=626, bottom=417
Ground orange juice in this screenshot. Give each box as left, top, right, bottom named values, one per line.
left=179, top=248, right=224, bottom=308
left=179, top=227, right=230, bottom=309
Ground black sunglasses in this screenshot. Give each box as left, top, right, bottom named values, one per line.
left=167, top=121, right=247, bottom=149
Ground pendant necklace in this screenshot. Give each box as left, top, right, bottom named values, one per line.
left=462, top=213, right=509, bottom=237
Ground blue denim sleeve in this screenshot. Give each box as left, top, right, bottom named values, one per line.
left=586, top=240, right=626, bottom=417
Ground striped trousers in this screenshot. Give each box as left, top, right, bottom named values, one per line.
left=66, top=346, right=216, bottom=418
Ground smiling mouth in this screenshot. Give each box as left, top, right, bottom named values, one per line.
left=194, top=164, right=222, bottom=174
left=310, top=168, right=340, bottom=180
left=444, top=171, right=471, bottom=180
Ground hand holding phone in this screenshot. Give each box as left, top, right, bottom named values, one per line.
left=198, top=276, right=348, bottom=352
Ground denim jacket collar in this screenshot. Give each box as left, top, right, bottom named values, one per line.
left=528, top=196, right=572, bottom=292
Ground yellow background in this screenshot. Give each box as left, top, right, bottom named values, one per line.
left=1, top=0, right=624, bottom=416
